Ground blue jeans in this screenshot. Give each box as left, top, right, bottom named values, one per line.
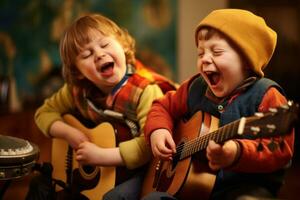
left=103, top=170, right=145, bottom=200
left=141, top=185, right=275, bottom=200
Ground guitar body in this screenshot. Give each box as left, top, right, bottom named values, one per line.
left=52, top=114, right=133, bottom=200
left=141, top=111, right=217, bottom=199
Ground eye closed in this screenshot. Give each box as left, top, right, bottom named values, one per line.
left=100, top=43, right=109, bottom=48
left=212, top=50, right=223, bottom=56
left=80, top=50, right=92, bottom=59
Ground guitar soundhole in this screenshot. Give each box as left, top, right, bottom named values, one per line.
left=82, top=165, right=95, bottom=174
left=156, top=153, right=182, bottom=192
left=79, top=165, right=100, bottom=181
left=73, top=167, right=100, bottom=191
left=172, top=141, right=184, bottom=170
left=157, top=162, right=175, bottom=192
left=172, top=153, right=180, bottom=170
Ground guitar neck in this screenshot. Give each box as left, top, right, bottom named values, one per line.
left=177, top=118, right=244, bottom=161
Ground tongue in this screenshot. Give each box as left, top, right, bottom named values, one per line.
left=101, top=65, right=114, bottom=77
left=210, top=73, right=220, bottom=85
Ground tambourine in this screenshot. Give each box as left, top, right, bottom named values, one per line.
left=0, top=135, right=39, bottom=180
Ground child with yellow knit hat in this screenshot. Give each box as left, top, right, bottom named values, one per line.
left=141, top=9, right=295, bottom=200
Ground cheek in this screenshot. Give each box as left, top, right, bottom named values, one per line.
left=76, top=62, right=93, bottom=77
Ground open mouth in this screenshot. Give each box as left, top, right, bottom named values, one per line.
left=99, top=62, right=114, bottom=77
left=205, top=71, right=220, bottom=86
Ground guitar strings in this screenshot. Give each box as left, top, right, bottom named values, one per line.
left=173, top=130, right=217, bottom=159
left=173, top=121, right=239, bottom=160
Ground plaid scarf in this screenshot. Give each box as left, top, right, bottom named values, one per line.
left=72, top=60, right=176, bottom=124
left=72, top=73, right=150, bottom=125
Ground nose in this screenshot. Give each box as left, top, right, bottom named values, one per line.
left=95, top=47, right=105, bottom=61
left=197, top=53, right=213, bottom=71
left=201, top=53, right=213, bottom=64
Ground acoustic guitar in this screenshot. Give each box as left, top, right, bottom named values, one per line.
left=141, top=101, right=299, bottom=200
left=52, top=114, right=135, bottom=200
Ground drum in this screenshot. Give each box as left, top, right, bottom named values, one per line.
left=0, top=135, right=39, bottom=180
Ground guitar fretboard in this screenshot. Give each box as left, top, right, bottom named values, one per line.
left=176, top=119, right=242, bottom=160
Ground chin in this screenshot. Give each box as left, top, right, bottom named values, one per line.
left=106, top=75, right=121, bottom=84
left=212, top=90, right=226, bottom=98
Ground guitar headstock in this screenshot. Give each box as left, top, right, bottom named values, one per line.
left=242, top=101, right=299, bottom=139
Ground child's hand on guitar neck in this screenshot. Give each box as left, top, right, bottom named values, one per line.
left=150, top=129, right=176, bottom=160
left=206, top=140, right=240, bottom=171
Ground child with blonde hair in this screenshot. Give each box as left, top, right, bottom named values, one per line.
left=27, top=13, right=175, bottom=200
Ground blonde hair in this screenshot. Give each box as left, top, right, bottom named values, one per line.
left=60, top=13, right=136, bottom=86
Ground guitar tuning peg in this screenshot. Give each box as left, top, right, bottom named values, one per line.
left=267, top=139, right=278, bottom=152
left=266, top=124, right=276, bottom=133
left=254, top=112, right=264, bottom=117
left=257, top=142, right=264, bottom=152
left=268, top=108, right=278, bottom=113
left=280, top=104, right=289, bottom=110
left=287, top=100, right=293, bottom=107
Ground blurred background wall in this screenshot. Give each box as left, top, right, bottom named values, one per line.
left=0, top=0, right=177, bottom=111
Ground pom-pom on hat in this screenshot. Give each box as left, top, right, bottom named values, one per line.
left=195, top=9, right=277, bottom=77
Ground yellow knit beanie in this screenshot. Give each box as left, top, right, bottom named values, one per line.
left=195, top=9, right=277, bottom=77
